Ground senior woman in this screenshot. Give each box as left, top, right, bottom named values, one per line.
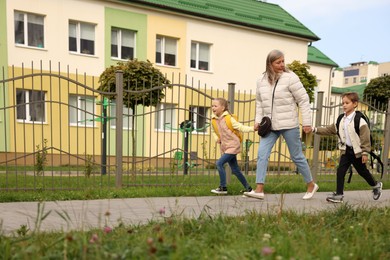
left=244, top=49, right=319, bottom=200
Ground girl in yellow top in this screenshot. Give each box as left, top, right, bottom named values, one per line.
left=211, top=98, right=255, bottom=194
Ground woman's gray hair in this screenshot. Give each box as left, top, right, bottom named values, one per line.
left=264, top=49, right=288, bottom=84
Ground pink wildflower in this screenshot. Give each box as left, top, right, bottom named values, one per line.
left=261, top=246, right=274, bottom=256
left=159, top=207, right=166, bottom=216
left=89, top=233, right=99, bottom=244
left=103, top=226, right=112, bottom=234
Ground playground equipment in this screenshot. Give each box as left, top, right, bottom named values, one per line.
left=165, top=120, right=209, bottom=175
left=82, top=97, right=114, bottom=175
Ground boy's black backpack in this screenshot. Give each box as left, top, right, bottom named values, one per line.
left=335, top=111, right=384, bottom=182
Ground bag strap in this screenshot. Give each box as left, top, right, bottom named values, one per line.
left=270, top=79, right=279, bottom=119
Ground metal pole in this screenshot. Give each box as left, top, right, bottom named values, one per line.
left=226, top=83, right=236, bottom=184
left=311, top=91, right=324, bottom=180
left=115, top=71, right=123, bottom=188
left=227, top=83, right=235, bottom=113
left=381, top=98, right=390, bottom=177
left=101, top=100, right=107, bottom=175
left=183, top=129, right=189, bottom=175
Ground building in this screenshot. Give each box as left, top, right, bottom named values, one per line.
left=0, top=0, right=337, bottom=165
left=331, top=61, right=390, bottom=98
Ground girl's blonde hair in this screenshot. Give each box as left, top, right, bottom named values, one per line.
left=212, top=98, right=230, bottom=112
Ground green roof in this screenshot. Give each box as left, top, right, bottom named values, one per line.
left=331, top=84, right=366, bottom=98
left=124, top=0, right=320, bottom=41
left=307, top=46, right=338, bottom=67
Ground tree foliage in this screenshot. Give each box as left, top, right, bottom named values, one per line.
left=98, top=59, right=171, bottom=109
left=363, top=75, right=390, bottom=111
left=287, top=60, right=317, bottom=103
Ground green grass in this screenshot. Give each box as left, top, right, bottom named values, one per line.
left=1, top=204, right=389, bottom=259
left=0, top=173, right=387, bottom=202
left=0, top=172, right=388, bottom=259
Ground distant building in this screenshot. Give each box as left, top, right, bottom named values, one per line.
left=331, top=61, right=390, bottom=98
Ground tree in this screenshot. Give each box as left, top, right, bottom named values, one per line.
left=363, top=75, right=390, bottom=111
left=98, top=59, right=171, bottom=109
left=98, top=59, right=171, bottom=177
left=287, top=60, right=317, bottom=103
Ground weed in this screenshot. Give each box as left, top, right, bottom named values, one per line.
left=16, top=225, right=29, bottom=237
left=35, top=139, right=48, bottom=175
left=84, top=154, right=95, bottom=178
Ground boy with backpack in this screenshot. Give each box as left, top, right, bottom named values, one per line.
left=210, top=98, right=255, bottom=194
left=312, top=92, right=383, bottom=203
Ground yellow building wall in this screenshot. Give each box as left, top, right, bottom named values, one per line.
left=8, top=67, right=101, bottom=156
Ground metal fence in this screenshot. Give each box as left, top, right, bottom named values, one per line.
left=0, top=63, right=389, bottom=191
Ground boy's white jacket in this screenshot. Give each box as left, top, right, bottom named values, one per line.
left=255, top=71, right=311, bottom=130
left=315, top=111, right=371, bottom=157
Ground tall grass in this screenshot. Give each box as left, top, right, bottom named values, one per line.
left=1, top=204, right=389, bottom=259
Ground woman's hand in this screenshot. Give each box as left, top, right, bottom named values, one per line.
left=362, top=154, right=368, bottom=164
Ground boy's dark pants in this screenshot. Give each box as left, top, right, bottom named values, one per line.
left=336, top=146, right=376, bottom=195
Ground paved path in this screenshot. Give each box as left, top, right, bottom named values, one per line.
left=0, top=190, right=388, bottom=235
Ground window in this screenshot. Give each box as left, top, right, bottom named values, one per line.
left=344, top=69, right=359, bottom=77
left=191, top=42, right=211, bottom=71
left=155, top=103, right=176, bottom=130
left=189, top=106, right=209, bottom=132
left=16, top=89, right=45, bottom=122
left=156, top=36, right=177, bottom=66
left=344, top=78, right=348, bottom=84
left=14, top=11, right=44, bottom=48
left=111, top=28, right=136, bottom=60
left=353, top=77, right=357, bottom=83
left=69, top=21, right=95, bottom=55
left=69, top=95, right=95, bottom=126
left=110, top=101, right=134, bottom=129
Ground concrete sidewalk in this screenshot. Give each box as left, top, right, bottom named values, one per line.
left=0, top=190, right=388, bottom=235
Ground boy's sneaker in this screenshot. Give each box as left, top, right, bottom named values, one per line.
left=211, top=186, right=227, bottom=195
left=326, top=193, right=344, bottom=203
left=373, top=182, right=383, bottom=200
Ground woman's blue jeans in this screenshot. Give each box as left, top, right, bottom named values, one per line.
left=256, top=127, right=313, bottom=184
left=216, top=153, right=251, bottom=189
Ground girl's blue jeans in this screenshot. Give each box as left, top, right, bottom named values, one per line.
left=216, top=153, right=251, bottom=189
left=256, top=127, right=313, bottom=184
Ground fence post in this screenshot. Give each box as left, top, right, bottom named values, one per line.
left=226, top=82, right=236, bottom=184
left=382, top=98, right=390, bottom=177
left=115, top=71, right=123, bottom=188
left=311, top=91, right=324, bottom=180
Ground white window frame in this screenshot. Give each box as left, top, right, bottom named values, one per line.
left=69, top=21, right=95, bottom=55
left=191, top=41, right=211, bottom=71
left=14, top=11, right=45, bottom=48
left=110, top=101, right=134, bottom=129
left=189, top=106, right=209, bottom=133
left=155, top=103, right=177, bottom=131
left=16, top=89, right=46, bottom=123
left=156, top=36, right=177, bottom=66
left=111, top=27, right=136, bottom=60
left=69, top=95, right=96, bottom=127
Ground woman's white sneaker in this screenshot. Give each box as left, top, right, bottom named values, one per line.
left=243, top=190, right=264, bottom=199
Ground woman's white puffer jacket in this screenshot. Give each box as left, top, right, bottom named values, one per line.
left=255, top=71, right=311, bottom=130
